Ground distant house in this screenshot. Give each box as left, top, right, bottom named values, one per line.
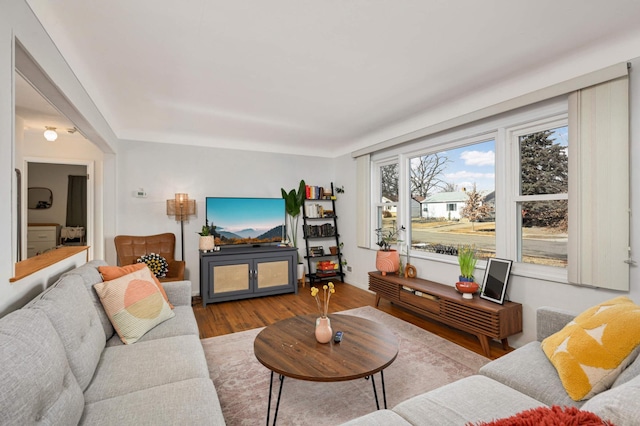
left=411, top=196, right=424, bottom=218
left=421, top=192, right=468, bottom=220
left=421, top=190, right=495, bottom=221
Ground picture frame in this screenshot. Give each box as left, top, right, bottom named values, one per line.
left=480, top=258, right=513, bottom=305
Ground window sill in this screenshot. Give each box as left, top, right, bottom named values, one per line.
left=11, top=246, right=89, bottom=282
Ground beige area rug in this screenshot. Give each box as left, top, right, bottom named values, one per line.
left=201, top=306, right=489, bottom=425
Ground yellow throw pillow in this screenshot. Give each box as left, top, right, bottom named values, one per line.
left=94, top=267, right=175, bottom=344
left=541, top=296, right=640, bottom=401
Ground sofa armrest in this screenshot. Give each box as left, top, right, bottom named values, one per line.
left=161, top=280, right=192, bottom=306
left=537, top=306, right=576, bottom=341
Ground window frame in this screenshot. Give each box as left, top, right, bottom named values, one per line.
left=370, top=96, right=570, bottom=282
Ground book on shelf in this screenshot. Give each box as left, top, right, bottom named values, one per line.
left=309, top=246, right=324, bottom=256
left=305, top=184, right=333, bottom=200
left=303, top=223, right=335, bottom=238
left=315, top=271, right=337, bottom=278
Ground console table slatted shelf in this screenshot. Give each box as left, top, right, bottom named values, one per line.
left=369, top=271, right=522, bottom=358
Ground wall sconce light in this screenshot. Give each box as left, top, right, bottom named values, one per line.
left=166, top=193, right=196, bottom=260
left=44, top=126, right=58, bottom=141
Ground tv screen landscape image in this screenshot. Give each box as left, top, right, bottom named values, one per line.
left=205, top=197, right=285, bottom=246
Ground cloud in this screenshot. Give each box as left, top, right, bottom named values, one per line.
left=445, top=170, right=495, bottom=180
left=460, top=150, right=494, bottom=166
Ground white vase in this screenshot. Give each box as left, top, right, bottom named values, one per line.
left=199, top=235, right=214, bottom=252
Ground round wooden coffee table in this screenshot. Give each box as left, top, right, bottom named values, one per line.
left=254, top=314, right=399, bottom=425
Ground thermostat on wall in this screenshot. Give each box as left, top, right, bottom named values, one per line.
left=134, top=188, right=147, bottom=198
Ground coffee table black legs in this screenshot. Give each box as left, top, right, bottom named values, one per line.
left=366, top=370, right=388, bottom=410
left=266, top=370, right=388, bottom=424
left=266, top=371, right=285, bottom=426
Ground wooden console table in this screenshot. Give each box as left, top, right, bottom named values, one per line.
left=369, top=271, right=522, bottom=358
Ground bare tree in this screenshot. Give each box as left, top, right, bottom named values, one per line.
left=410, top=153, right=450, bottom=197
left=460, top=183, right=493, bottom=231
left=441, top=181, right=458, bottom=193
left=380, top=163, right=399, bottom=200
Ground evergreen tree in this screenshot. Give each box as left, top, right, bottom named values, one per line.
left=520, top=130, right=568, bottom=229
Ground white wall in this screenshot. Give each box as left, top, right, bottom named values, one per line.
left=115, top=140, right=335, bottom=294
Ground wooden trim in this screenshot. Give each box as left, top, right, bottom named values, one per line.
left=11, top=246, right=89, bottom=282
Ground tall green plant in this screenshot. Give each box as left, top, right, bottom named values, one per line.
left=457, top=245, right=477, bottom=279
left=281, top=179, right=306, bottom=248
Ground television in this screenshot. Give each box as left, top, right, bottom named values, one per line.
left=205, top=197, right=286, bottom=247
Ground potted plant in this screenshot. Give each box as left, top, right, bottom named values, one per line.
left=456, top=244, right=479, bottom=299
left=281, top=179, right=306, bottom=281
left=374, top=225, right=405, bottom=276
left=198, top=224, right=215, bottom=252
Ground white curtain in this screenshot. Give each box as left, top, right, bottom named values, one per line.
left=355, top=154, right=371, bottom=248
left=568, top=75, right=630, bottom=290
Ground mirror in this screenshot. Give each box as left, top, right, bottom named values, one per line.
left=28, top=187, right=53, bottom=209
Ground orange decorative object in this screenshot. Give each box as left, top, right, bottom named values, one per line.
left=376, top=250, right=400, bottom=276
left=455, top=281, right=479, bottom=299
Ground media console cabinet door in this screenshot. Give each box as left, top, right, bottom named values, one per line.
left=213, top=263, right=250, bottom=293
left=257, top=260, right=289, bottom=289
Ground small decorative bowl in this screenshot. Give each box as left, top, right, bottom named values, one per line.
left=455, top=281, right=479, bottom=299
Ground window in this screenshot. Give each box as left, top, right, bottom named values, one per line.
left=375, top=160, right=400, bottom=247
left=513, top=124, right=568, bottom=267
left=408, top=138, right=496, bottom=260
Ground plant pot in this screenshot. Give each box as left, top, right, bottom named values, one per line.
left=199, top=235, right=215, bottom=252
left=297, top=263, right=305, bottom=282
left=329, top=246, right=338, bottom=255
left=455, top=281, right=479, bottom=299
left=376, top=250, right=400, bottom=276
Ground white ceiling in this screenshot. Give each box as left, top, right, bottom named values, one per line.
left=22, top=0, right=640, bottom=157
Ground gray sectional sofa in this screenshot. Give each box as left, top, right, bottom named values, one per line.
left=0, top=260, right=225, bottom=425
left=343, top=306, right=640, bottom=425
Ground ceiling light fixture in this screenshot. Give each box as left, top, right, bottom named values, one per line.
left=44, top=126, right=58, bottom=141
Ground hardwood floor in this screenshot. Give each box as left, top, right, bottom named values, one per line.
left=192, top=281, right=513, bottom=360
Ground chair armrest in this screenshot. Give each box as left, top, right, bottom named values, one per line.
left=537, top=306, right=576, bottom=341
left=161, top=280, right=192, bottom=306
left=166, top=260, right=185, bottom=280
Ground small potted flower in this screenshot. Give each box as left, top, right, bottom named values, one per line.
left=311, top=282, right=336, bottom=343
left=374, top=225, right=405, bottom=276
left=198, top=224, right=215, bottom=252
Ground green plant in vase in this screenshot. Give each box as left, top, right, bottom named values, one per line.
left=457, top=244, right=477, bottom=282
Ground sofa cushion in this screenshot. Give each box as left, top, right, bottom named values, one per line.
left=479, top=341, right=581, bottom=408
left=94, top=267, right=175, bottom=344
left=105, top=305, right=199, bottom=347
left=340, top=410, right=412, bottom=425
left=84, top=335, right=210, bottom=403
left=81, top=378, right=225, bottom=426
left=541, top=296, right=640, bottom=400
left=98, top=263, right=173, bottom=308
left=0, top=309, right=84, bottom=426
left=28, top=273, right=106, bottom=391
left=581, top=374, right=640, bottom=426
left=392, top=375, right=545, bottom=425
left=62, top=260, right=114, bottom=339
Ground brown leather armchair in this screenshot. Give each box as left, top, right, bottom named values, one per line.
left=114, top=233, right=185, bottom=282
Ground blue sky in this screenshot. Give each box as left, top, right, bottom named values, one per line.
left=433, top=125, right=567, bottom=194
left=205, top=198, right=285, bottom=234
left=440, top=139, right=495, bottom=193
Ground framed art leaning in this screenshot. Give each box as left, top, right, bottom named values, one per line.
left=480, top=258, right=513, bottom=304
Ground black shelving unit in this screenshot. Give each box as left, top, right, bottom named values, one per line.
left=302, top=182, right=345, bottom=284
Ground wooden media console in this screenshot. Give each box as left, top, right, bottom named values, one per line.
left=368, top=271, right=522, bottom=358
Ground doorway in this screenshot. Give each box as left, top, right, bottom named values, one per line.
left=25, top=161, right=90, bottom=258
